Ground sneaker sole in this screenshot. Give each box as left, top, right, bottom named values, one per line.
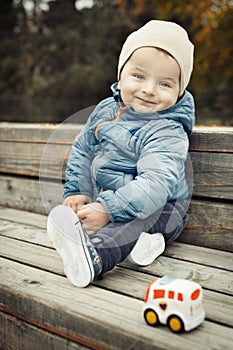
left=47, top=205, right=94, bottom=287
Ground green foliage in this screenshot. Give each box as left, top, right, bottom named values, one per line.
left=0, top=0, right=232, bottom=125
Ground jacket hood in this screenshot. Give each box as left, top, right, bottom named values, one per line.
left=111, top=82, right=195, bottom=136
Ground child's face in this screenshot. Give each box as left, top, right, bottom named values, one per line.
left=118, top=47, right=180, bottom=113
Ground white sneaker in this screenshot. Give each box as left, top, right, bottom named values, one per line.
left=128, top=232, right=165, bottom=266
left=47, top=205, right=103, bottom=287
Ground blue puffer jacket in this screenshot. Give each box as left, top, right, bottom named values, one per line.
left=64, top=83, right=195, bottom=222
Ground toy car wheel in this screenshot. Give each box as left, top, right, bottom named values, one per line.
left=144, top=309, right=160, bottom=327
left=167, top=315, right=184, bottom=333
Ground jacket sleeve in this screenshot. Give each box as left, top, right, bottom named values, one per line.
left=63, top=108, right=100, bottom=199
left=96, top=123, right=189, bottom=222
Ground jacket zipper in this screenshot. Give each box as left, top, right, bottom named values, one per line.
left=95, top=105, right=128, bottom=140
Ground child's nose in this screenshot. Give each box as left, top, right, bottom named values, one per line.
left=142, top=81, right=155, bottom=95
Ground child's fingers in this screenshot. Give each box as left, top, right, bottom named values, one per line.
left=77, top=207, right=88, bottom=219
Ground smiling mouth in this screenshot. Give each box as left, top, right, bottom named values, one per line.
left=136, top=97, right=156, bottom=105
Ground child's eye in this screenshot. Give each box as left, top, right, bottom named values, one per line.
left=160, top=82, right=170, bottom=88
left=133, top=74, right=144, bottom=80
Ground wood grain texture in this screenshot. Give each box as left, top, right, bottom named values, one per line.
left=191, top=151, right=233, bottom=199
left=1, top=123, right=232, bottom=151
left=190, top=127, right=233, bottom=152
left=1, top=258, right=233, bottom=350
left=1, top=234, right=232, bottom=295
left=1, top=176, right=232, bottom=251
left=0, top=175, right=63, bottom=214
left=179, top=200, right=233, bottom=252
left=0, top=312, right=88, bottom=350
left=1, top=124, right=233, bottom=199
left=0, top=221, right=232, bottom=329
left=1, top=123, right=233, bottom=350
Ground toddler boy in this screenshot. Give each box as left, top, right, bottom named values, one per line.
left=47, top=20, right=195, bottom=287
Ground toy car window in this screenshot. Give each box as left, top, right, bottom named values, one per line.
left=177, top=293, right=183, bottom=301
left=153, top=289, right=165, bottom=299
left=191, top=289, right=201, bottom=300
left=168, top=291, right=175, bottom=299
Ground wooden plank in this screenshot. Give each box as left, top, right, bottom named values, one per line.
left=203, top=289, right=233, bottom=327
left=190, top=127, right=233, bottom=152
left=1, top=142, right=232, bottom=200
left=1, top=226, right=233, bottom=327
left=1, top=176, right=232, bottom=251
left=179, top=199, right=233, bottom=252
left=164, top=242, right=232, bottom=271
left=0, top=206, right=47, bottom=229
left=1, top=216, right=232, bottom=271
left=0, top=312, right=88, bottom=350
left=0, top=219, right=51, bottom=247
left=1, top=123, right=233, bottom=152
left=1, top=233, right=232, bottom=296
left=0, top=235, right=64, bottom=275
left=190, top=151, right=233, bottom=199
left=1, top=258, right=233, bottom=350
left=0, top=175, right=63, bottom=214
left=122, top=257, right=233, bottom=295
left=94, top=267, right=233, bottom=328
left=0, top=141, right=71, bottom=178
left=1, top=145, right=232, bottom=201
left=0, top=122, right=83, bottom=144
left=1, top=124, right=233, bottom=200
left=1, top=208, right=232, bottom=329
left=1, top=217, right=233, bottom=326
left=1, top=224, right=233, bottom=328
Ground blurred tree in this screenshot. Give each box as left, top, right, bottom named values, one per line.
left=36, top=0, right=136, bottom=120
left=0, top=0, right=232, bottom=125
left=0, top=0, right=26, bottom=116
left=0, top=0, right=136, bottom=122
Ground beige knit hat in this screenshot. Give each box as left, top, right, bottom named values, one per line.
left=118, top=20, right=194, bottom=96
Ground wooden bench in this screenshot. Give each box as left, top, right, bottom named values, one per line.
left=0, top=122, right=232, bottom=350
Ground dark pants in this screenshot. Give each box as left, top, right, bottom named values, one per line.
left=91, top=200, right=189, bottom=274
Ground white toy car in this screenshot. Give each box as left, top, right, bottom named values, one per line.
left=143, top=276, right=205, bottom=333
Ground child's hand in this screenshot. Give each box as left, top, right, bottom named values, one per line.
left=77, top=202, right=110, bottom=235
left=63, top=195, right=92, bottom=214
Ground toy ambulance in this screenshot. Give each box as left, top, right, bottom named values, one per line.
left=143, top=276, right=205, bottom=333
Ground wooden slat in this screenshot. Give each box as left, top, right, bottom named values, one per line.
left=0, top=220, right=51, bottom=247
left=0, top=122, right=83, bottom=143
left=1, top=215, right=232, bottom=271
left=1, top=224, right=233, bottom=327
left=1, top=123, right=233, bottom=152
left=95, top=267, right=233, bottom=328
left=0, top=175, right=63, bottom=214
left=190, top=127, right=233, bottom=152
left=1, top=258, right=233, bottom=350
left=0, top=206, right=47, bottom=229
left=1, top=225, right=233, bottom=328
left=1, top=123, right=233, bottom=350
left=0, top=176, right=232, bottom=251
left=1, top=143, right=233, bottom=200
left=179, top=199, right=233, bottom=252
left=191, top=151, right=233, bottom=199
left=1, top=232, right=232, bottom=296
left=0, top=141, right=71, bottom=178
left=164, top=242, right=232, bottom=271
left=0, top=235, right=64, bottom=275
left=124, top=257, right=233, bottom=295
left=0, top=312, right=87, bottom=350
left=1, top=124, right=233, bottom=199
